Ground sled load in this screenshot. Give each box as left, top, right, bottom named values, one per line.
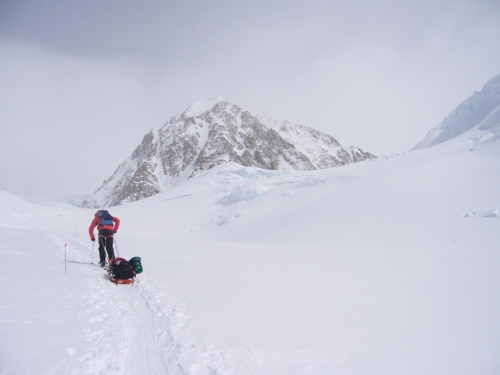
left=129, top=257, right=143, bottom=274
left=108, top=257, right=143, bottom=285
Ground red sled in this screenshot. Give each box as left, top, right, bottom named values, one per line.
left=110, top=276, right=134, bottom=285
left=108, top=257, right=136, bottom=285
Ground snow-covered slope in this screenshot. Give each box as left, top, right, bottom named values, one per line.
left=414, top=73, right=500, bottom=149
left=82, top=98, right=376, bottom=208
left=1, top=126, right=500, bottom=374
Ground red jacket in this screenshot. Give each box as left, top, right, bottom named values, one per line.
left=88, top=211, right=121, bottom=241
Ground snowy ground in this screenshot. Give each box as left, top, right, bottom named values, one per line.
left=1, top=129, right=500, bottom=374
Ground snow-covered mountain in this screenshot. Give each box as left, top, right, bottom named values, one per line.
left=82, top=98, right=376, bottom=208
left=2, top=127, right=500, bottom=374
left=414, top=73, right=500, bottom=150
left=5, top=76, right=500, bottom=375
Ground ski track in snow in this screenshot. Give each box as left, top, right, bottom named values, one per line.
left=45, top=230, right=259, bottom=375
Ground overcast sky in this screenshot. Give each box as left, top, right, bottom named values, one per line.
left=1, top=0, right=500, bottom=196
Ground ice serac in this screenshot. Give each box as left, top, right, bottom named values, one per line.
left=82, top=98, right=376, bottom=207
left=413, top=73, right=500, bottom=150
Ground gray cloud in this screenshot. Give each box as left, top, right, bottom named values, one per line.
left=1, top=0, right=499, bottom=195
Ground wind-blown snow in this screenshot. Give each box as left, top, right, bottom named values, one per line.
left=1, top=127, right=500, bottom=374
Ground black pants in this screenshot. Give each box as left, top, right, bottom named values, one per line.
left=98, top=235, right=115, bottom=263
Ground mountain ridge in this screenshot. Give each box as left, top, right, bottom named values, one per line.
left=82, top=98, right=376, bottom=208
left=414, top=73, right=500, bottom=150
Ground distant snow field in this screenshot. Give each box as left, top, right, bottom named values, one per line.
left=1, top=123, right=500, bottom=374
left=2, top=74, right=500, bottom=373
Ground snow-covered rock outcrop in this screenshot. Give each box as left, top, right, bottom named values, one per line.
left=414, top=73, right=500, bottom=150
left=82, top=98, right=376, bottom=207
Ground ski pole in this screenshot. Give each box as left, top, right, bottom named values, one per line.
left=91, top=241, right=94, bottom=264
left=64, top=243, right=67, bottom=273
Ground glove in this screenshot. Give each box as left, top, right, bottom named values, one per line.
left=91, top=238, right=95, bottom=242
left=113, top=231, right=117, bottom=234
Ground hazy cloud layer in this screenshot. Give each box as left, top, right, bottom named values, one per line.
left=1, top=0, right=499, bottom=195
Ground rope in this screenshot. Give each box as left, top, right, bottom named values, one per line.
left=114, top=234, right=121, bottom=258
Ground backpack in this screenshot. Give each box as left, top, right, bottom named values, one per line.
left=110, top=258, right=135, bottom=280
left=98, top=210, right=114, bottom=226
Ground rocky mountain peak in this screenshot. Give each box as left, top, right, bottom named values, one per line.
left=82, top=99, right=376, bottom=208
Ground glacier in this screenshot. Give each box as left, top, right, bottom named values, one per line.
left=1, top=124, right=500, bottom=374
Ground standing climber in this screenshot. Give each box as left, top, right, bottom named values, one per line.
left=89, top=210, right=120, bottom=267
